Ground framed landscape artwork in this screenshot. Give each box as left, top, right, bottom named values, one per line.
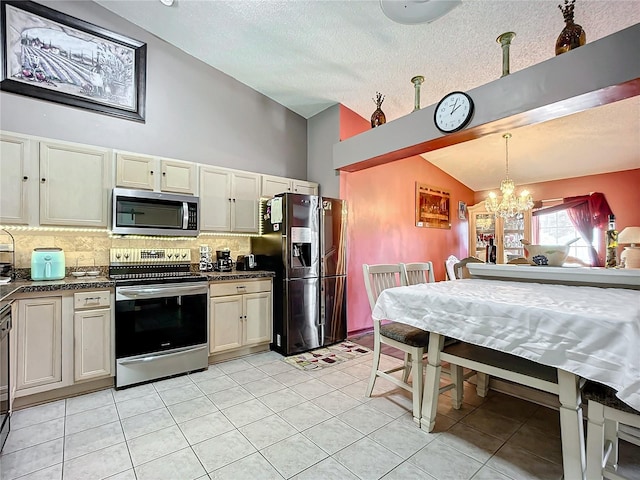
left=415, top=183, right=451, bottom=229
left=1, top=0, right=146, bottom=122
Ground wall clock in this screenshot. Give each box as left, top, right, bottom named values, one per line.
left=434, top=91, right=474, bottom=133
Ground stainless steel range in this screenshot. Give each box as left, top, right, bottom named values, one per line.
left=110, top=248, right=209, bottom=389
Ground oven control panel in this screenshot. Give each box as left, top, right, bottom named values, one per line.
left=109, top=248, right=191, bottom=264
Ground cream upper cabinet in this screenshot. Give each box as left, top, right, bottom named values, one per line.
left=467, top=202, right=532, bottom=264
left=160, top=158, right=196, bottom=194
left=115, top=152, right=155, bottom=190
left=15, top=296, right=65, bottom=393
left=199, top=166, right=260, bottom=233
left=116, top=152, right=196, bottom=195
left=261, top=174, right=318, bottom=198
left=292, top=180, right=318, bottom=196
left=73, top=290, right=112, bottom=382
left=39, top=141, right=112, bottom=227
left=209, top=279, right=272, bottom=355
left=0, top=132, right=33, bottom=225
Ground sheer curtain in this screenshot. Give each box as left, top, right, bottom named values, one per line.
left=532, top=192, right=613, bottom=266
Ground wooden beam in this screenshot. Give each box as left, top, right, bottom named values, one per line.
left=333, top=24, right=640, bottom=173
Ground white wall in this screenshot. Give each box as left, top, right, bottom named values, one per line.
left=307, top=105, right=340, bottom=198
left=0, top=1, right=307, bottom=179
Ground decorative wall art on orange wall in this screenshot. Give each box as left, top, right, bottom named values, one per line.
left=415, top=183, right=451, bottom=229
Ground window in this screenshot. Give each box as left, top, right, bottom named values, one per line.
left=536, top=209, right=594, bottom=264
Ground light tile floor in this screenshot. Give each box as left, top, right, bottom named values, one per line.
left=2, top=350, right=639, bottom=480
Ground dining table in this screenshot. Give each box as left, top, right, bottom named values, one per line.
left=372, top=277, right=640, bottom=480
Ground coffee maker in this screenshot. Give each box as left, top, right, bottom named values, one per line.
left=214, top=249, right=233, bottom=272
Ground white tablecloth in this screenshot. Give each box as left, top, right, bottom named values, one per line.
left=372, top=279, right=640, bottom=411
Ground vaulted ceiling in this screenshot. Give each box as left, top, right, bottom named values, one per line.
left=95, top=0, right=640, bottom=190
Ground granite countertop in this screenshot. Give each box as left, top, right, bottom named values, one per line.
left=0, top=270, right=275, bottom=302
left=201, top=270, right=275, bottom=281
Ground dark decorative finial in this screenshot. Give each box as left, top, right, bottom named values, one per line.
left=372, top=92, right=385, bottom=108
left=558, top=0, right=576, bottom=23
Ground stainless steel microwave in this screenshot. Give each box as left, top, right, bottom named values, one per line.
left=112, top=188, right=199, bottom=236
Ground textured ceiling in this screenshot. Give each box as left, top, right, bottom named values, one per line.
left=95, top=0, right=640, bottom=190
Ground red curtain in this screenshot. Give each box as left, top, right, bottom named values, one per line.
left=533, top=192, right=613, bottom=266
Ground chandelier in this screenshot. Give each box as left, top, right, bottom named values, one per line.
left=484, top=133, right=534, bottom=218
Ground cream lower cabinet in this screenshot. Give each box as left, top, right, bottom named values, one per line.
left=14, top=296, right=70, bottom=394
left=73, top=291, right=112, bottom=382
left=209, top=279, right=272, bottom=355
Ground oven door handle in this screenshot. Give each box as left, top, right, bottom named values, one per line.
left=119, top=345, right=207, bottom=365
left=117, top=285, right=208, bottom=299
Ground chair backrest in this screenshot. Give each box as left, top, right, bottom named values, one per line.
left=401, top=262, right=435, bottom=285
left=445, top=255, right=459, bottom=281
left=452, top=256, right=484, bottom=279
left=362, top=263, right=404, bottom=312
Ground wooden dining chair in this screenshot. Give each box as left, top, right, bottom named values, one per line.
left=445, top=255, right=459, bottom=281
left=362, top=263, right=464, bottom=423
left=584, top=381, right=640, bottom=480
left=453, top=256, right=484, bottom=279
left=401, top=261, right=435, bottom=285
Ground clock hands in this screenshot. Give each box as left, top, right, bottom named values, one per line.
left=450, top=99, right=459, bottom=115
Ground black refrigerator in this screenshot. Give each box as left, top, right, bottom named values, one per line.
left=251, top=193, right=347, bottom=356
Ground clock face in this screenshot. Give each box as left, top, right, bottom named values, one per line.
left=434, top=92, right=474, bottom=133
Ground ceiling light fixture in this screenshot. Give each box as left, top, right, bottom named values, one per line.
left=484, top=133, right=534, bottom=218
left=159, top=0, right=174, bottom=6
left=380, top=0, right=461, bottom=25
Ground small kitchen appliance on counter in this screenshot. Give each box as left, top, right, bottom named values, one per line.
left=31, top=248, right=65, bottom=281
left=236, top=254, right=257, bottom=271
left=214, top=249, right=233, bottom=272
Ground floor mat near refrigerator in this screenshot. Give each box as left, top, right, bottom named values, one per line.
left=283, top=341, right=370, bottom=371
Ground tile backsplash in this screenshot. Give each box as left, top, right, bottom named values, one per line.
left=3, top=231, right=251, bottom=269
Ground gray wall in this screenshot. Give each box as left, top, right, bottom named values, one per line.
left=0, top=1, right=307, bottom=179
left=307, top=105, right=340, bottom=198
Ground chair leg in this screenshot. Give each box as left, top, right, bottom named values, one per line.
left=411, top=347, right=424, bottom=424
left=403, top=352, right=412, bottom=383
left=603, top=417, right=619, bottom=472
left=476, top=372, right=489, bottom=397
left=451, top=365, right=464, bottom=410
left=586, top=400, right=605, bottom=480
left=365, top=336, right=381, bottom=398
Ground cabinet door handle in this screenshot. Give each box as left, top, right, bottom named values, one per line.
left=84, top=297, right=101, bottom=302
left=150, top=170, right=154, bottom=175
left=23, top=176, right=28, bottom=181
left=228, top=198, right=232, bottom=202
left=236, top=285, right=246, bottom=290
left=162, top=172, right=166, bottom=176
left=41, top=178, right=46, bottom=183
left=232, top=198, right=236, bottom=203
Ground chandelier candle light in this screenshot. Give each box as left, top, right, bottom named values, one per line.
left=484, top=133, right=534, bottom=218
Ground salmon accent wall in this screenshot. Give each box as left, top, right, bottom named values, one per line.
left=338, top=104, right=474, bottom=334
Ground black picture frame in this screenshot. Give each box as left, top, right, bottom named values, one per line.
left=1, top=0, right=146, bottom=122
